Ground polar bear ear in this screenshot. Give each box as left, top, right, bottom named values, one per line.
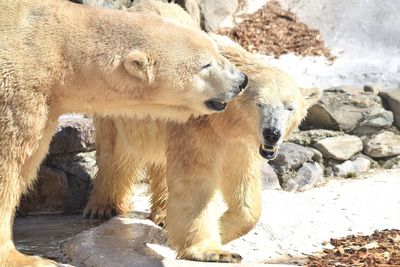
left=302, top=87, right=321, bottom=108
left=123, top=50, right=154, bottom=83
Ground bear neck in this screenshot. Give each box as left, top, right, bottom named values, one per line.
left=46, top=2, right=163, bottom=115
left=208, top=95, right=259, bottom=143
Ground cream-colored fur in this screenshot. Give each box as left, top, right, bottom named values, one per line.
left=0, top=0, right=246, bottom=266
left=86, top=1, right=321, bottom=263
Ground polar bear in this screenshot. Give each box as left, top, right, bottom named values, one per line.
left=0, top=0, right=247, bottom=266
left=84, top=0, right=321, bottom=262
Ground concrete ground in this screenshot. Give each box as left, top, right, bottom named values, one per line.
left=15, top=169, right=400, bottom=266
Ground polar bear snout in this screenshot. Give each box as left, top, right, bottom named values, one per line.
left=259, top=127, right=281, bottom=160
left=204, top=72, right=248, bottom=112
left=262, top=127, right=282, bottom=145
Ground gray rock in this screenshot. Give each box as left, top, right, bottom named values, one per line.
left=63, top=214, right=273, bottom=267
left=286, top=162, right=324, bottom=191
left=363, top=131, right=400, bottom=158
left=363, top=84, right=381, bottom=95
left=383, top=155, right=400, bottom=169
left=287, top=129, right=345, bottom=146
left=19, top=117, right=97, bottom=215
left=269, top=143, right=318, bottom=175
left=309, top=147, right=324, bottom=163
left=333, top=157, right=371, bottom=177
left=351, top=153, right=379, bottom=169
left=19, top=151, right=97, bottom=215
left=313, top=135, right=363, bottom=161
left=49, top=118, right=95, bottom=155
left=261, top=160, right=281, bottom=190
left=199, top=0, right=238, bottom=31
left=380, top=89, right=400, bottom=127
left=19, top=166, right=69, bottom=215
left=302, top=87, right=393, bottom=134
left=354, top=110, right=394, bottom=135
left=47, top=151, right=98, bottom=180
left=133, top=0, right=202, bottom=28
left=80, top=0, right=132, bottom=9
left=64, top=216, right=168, bottom=267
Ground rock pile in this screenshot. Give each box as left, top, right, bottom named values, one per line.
left=268, top=86, right=400, bottom=191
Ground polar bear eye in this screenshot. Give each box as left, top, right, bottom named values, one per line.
left=286, top=105, right=295, bottom=111
left=201, top=63, right=212, bottom=70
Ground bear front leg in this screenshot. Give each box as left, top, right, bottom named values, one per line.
left=1, top=168, right=56, bottom=267
left=220, top=147, right=262, bottom=244
left=0, top=109, right=58, bottom=266
left=84, top=117, right=140, bottom=219
left=165, top=138, right=242, bottom=263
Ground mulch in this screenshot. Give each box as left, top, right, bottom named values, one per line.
left=218, top=1, right=335, bottom=60
left=306, top=229, right=400, bottom=266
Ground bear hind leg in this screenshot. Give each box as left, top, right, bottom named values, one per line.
left=148, top=163, right=168, bottom=227
left=84, top=117, right=141, bottom=219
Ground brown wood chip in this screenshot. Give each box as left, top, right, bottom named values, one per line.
left=306, top=229, right=400, bottom=266
left=218, top=1, right=335, bottom=60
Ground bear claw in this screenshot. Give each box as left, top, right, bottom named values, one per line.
left=187, top=251, right=243, bottom=263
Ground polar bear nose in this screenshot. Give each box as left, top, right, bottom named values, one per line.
left=263, top=127, right=281, bottom=144
left=239, top=73, right=248, bottom=91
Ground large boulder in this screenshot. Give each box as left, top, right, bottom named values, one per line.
left=18, top=166, right=69, bottom=215
left=363, top=131, right=400, bottom=158
left=261, top=161, right=281, bottom=190
left=313, top=135, right=363, bottom=161
left=199, top=0, right=239, bottom=31
left=333, top=157, right=371, bottom=177
left=49, top=117, right=95, bottom=155
left=302, top=87, right=393, bottom=135
left=379, top=89, right=400, bottom=127
left=269, top=142, right=321, bottom=175
left=286, top=162, right=324, bottom=191
left=383, top=155, right=400, bottom=169
left=18, top=118, right=97, bottom=216
left=287, top=129, right=345, bottom=146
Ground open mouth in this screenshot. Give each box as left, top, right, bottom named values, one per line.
left=259, top=144, right=278, bottom=160
left=205, top=99, right=227, bottom=112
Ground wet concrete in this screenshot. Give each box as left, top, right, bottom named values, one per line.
left=14, top=215, right=102, bottom=263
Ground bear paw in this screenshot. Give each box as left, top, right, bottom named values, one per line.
left=83, top=200, right=129, bottom=219
left=181, top=249, right=242, bottom=263
left=148, top=210, right=166, bottom=228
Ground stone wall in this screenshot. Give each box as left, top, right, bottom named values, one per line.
left=18, top=118, right=97, bottom=215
